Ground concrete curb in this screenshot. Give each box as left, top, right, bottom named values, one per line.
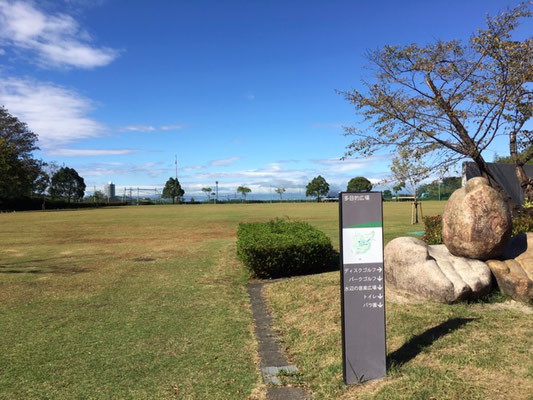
left=246, top=281, right=312, bottom=399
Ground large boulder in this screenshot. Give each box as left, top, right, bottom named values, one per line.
left=442, top=177, right=512, bottom=260
left=486, top=232, right=533, bottom=302
left=384, top=237, right=493, bottom=303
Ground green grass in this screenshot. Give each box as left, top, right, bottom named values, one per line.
left=0, top=201, right=470, bottom=399
left=0, top=205, right=262, bottom=399
left=263, top=201, right=533, bottom=399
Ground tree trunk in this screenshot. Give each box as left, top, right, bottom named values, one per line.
left=514, top=164, right=533, bottom=203
left=509, top=131, right=533, bottom=206
left=509, top=129, right=533, bottom=205
left=471, top=153, right=520, bottom=214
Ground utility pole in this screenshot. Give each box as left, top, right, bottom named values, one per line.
left=215, top=181, right=218, bottom=204
left=175, top=154, right=179, bottom=204
left=137, top=187, right=139, bottom=205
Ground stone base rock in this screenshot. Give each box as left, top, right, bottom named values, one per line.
left=442, top=177, right=512, bottom=260
left=486, top=232, right=533, bottom=302
left=384, top=237, right=493, bottom=304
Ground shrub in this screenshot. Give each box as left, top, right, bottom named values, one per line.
left=512, top=210, right=533, bottom=235
left=237, top=219, right=334, bottom=278
left=422, top=215, right=443, bottom=245
left=421, top=211, right=532, bottom=244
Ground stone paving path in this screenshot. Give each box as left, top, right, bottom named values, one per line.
left=246, top=281, right=312, bottom=400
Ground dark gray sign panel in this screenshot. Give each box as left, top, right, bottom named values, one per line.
left=339, top=192, right=386, bottom=384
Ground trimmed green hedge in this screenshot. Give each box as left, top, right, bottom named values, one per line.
left=237, top=219, right=334, bottom=278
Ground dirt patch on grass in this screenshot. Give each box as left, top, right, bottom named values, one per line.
left=338, top=375, right=394, bottom=400
left=2, top=249, right=23, bottom=257
left=386, top=289, right=425, bottom=304
left=459, top=366, right=533, bottom=400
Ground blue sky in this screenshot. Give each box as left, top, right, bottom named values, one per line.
left=0, top=0, right=527, bottom=199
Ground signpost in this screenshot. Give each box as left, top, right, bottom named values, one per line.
left=339, top=192, right=386, bottom=384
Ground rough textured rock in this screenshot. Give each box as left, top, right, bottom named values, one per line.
left=486, top=232, right=533, bottom=302
left=384, top=237, right=493, bottom=303
left=442, top=177, right=512, bottom=260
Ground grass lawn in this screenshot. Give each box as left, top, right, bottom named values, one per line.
left=0, top=204, right=269, bottom=399
left=263, top=202, right=533, bottom=399
left=2, top=200, right=524, bottom=399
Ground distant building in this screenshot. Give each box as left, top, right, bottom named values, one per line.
left=104, top=182, right=116, bottom=199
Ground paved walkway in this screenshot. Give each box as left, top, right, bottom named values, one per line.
left=247, top=281, right=312, bottom=400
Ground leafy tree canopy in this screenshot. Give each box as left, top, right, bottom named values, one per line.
left=201, top=187, right=212, bottom=200
left=237, top=186, right=251, bottom=200
left=0, top=106, right=46, bottom=198
left=341, top=3, right=533, bottom=202
left=346, top=176, right=372, bottom=192
left=392, top=182, right=405, bottom=194
left=306, top=175, right=329, bottom=201
left=49, top=167, right=86, bottom=203
left=494, top=144, right=533, bottom=165
left=162, top=177, right=184, bottom=204
left=418, top=177, right=462, bottom=200
left=389, top=148, right=429, bottom=201
left=275, top=187, right=286, bottom=200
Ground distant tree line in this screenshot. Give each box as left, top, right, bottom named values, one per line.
left=1, top=106, right=87, bottom=210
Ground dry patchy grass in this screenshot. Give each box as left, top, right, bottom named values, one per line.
left=264, top=271, right=533, bottom=400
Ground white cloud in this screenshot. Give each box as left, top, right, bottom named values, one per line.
left=49, top=148, right=139, bottom=157
left=208, top=157, right=241, bottom=167
left=160, top=124, right=184, bottom=131
left=246, top=93, right=255, bottom=100
left=0, top=77, right=105, bottom=147
left=0, top=48, right=5, bottom=55
left=181, top=164, right=205, bottom=172
left=119, top=124, right=156, bottom=132
left=183, top=163, right=310, bottom=183
left=80, top=161, right=169, bottom=179
left=180, top=157, right=392, bottom=195
left=312, top=156, right=388, bottom=172
left=311, top=122, right=345, bottom=129
left=0, top=0, right=118, bottom=69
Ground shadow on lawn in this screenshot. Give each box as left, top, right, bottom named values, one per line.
left=0, top=257, right=90, bottom=274
left=387, top=317, right=477, bottom=367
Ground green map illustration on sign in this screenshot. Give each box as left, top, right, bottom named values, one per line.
left=342, top=227, right=383, bottom=264
left=353, top=230, right=374, bottom=253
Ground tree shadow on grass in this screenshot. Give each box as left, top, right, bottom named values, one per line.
left=0, top=259, right=90, bottom=274
left=387, top=317, right=477, bottom=368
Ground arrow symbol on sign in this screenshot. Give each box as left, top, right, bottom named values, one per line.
left=377, top=267, right=382, bottom=272
left=377, top=285, right=383, bottom=290
left=377, top=276, right=383, bottom=281
left=377, top=294, right=383, bottom=299
left=378, top=303, right=383, bottom=308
